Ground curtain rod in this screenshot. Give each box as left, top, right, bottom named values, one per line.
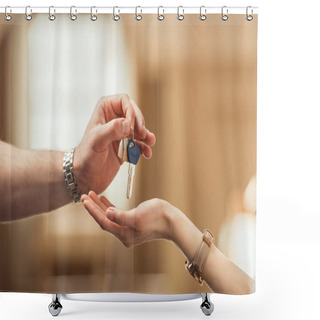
left=0, top=6, right=258, bottom=15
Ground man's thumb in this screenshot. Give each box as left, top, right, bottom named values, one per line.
left=92, top=118, right=130, bottom=152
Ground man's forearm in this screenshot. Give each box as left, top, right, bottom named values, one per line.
left=0, top=141, right=71, bottom=221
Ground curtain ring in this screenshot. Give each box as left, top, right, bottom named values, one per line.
left=135, top=6, right=142, bottom=21
left=25, top=6, right=32, bottom=21
left=246, top=6, right=253, bottom=21
left=157, top=6, right=165, bottom=21
left=48, top=6, right=56, bottom=21
left=70, top=6, right=77, bottom=21
left=4, top=6, right=12, bottom=21
left=90, top=6, right=97, bottom=21
left=221, top=6, right=228, bottom=21
left=113, top=6, right=120, bottom=21
left=177, top=6, right=184, bottom=21
left=200, top=6, right=207, bottom=21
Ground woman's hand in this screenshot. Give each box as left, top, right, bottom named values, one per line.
left=81, top=191, right=255, bottom=295
left=81, top=191, right=202, bottom=259
left=81, top=191, right=176, bottom=247
left=74, top=95, right=156, bottom=195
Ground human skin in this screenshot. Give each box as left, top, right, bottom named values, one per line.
left=0, top=95, right=156, bottom=221
left=81, top=191, right=255, bottom=295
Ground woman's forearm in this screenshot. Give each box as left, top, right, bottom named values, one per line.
left=81, top=193, right=255, bottom=294
left=0, top=141, right=71, bottom=221
left=203, top=243, right=255, bottom=294
left=166, top=205, right=255, bottom=294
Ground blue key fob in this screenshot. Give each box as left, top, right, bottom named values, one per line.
left=127, top=139, right=141, bottom=165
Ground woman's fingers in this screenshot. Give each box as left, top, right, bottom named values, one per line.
left=81, top=194, right=121, bottom=236
left=100, top=195, right=114, bottom=208
left=82, top=192, right=141, bottom=248
left=81, top=194, right=105, bottom=227
left=88, top=190, right=114, bottom=211
left=106, top=207, right=137, bottom=229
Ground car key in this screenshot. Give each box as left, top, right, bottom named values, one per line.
left=126, top=139, right=141, bottom=199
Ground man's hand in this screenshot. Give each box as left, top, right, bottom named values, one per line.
left=0, top=94, right=155, bottom=221
left=74, top=94, right=156, bottom=195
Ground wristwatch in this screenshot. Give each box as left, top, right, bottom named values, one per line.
left=63, top=148, right=82, bottom=203
left=185, top=229, right=214, bottom=285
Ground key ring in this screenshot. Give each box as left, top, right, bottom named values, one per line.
left=90, top=6, right=97, bottom=21
left=135, top=6, right=142, bottom=21
left=157, top=6, right=165, bottom=21
left=25, top=6, right=32, bottom=21
left=48, top=6, right=56, bottom=21
left=4, top=6, right=12, bottom=21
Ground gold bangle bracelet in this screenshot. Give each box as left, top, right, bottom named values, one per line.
left=185, top=229, right=214, bottom=285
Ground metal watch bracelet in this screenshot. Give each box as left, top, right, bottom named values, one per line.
left=63, top=148, right=82, bottom=204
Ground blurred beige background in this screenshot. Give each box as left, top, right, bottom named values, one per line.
left=0, top=14, right=257, bottom=294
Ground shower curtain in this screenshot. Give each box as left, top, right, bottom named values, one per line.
left=0, top=10, right=257, bottom=295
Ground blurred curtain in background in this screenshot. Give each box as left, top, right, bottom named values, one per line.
left=0, top=14, right=257, bottom=293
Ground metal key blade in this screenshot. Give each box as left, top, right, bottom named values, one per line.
left=126, top=163, right=135, bottom=199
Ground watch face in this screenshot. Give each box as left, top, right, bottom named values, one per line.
left=185, top=262, right=203, bottom=285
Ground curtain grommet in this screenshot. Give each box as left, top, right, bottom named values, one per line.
left=177, top=6, right=184, bottom=21
left=48, top=6, right=56, bottom=21
left=246, top=6, right=253, bottom=21
left=70, top=6, right=77, bottom=21
left=113, top=6, right=120, bottom=21
left=200, top=6, right=207, bottom=21
left=90, top=6, right=97, bottom=21
left=157, top=6, right=165, bottom=21
left=221, top=6, right=228, bottom=21
left=4, top=6, right=12, bottom=21
left=25, top=6, right=32, bottom=21
left=135, top=6, right=142, bottom=21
